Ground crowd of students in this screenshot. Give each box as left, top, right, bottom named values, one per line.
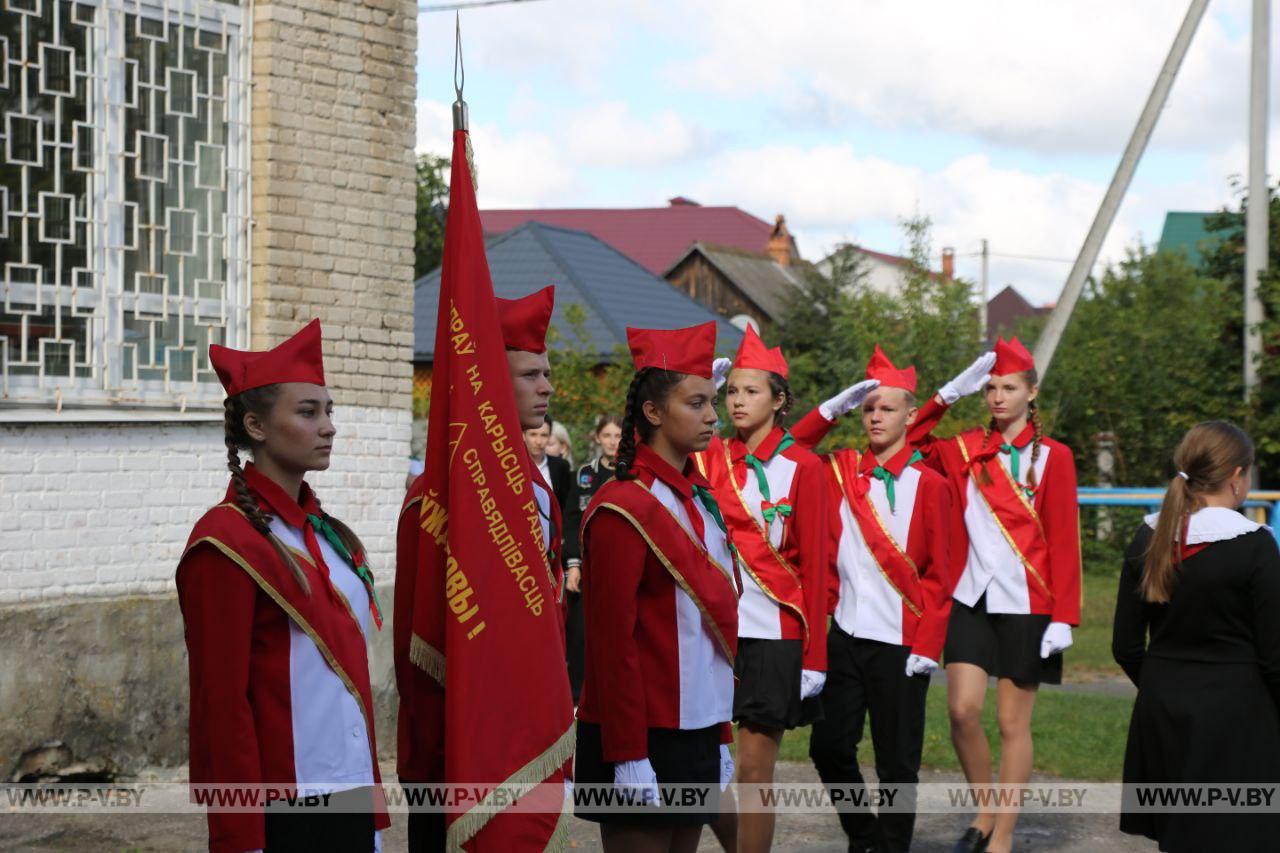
left=176, top=288, right=1280, bottom=853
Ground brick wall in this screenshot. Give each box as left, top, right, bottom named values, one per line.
left=250, top=0, right=418, bottom=411
left=0, top=406, right=411, bottom=604
left=0, top=0, right=418, bottom=769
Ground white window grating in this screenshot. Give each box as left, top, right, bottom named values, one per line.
left=1, top=0, right=249, bottom=411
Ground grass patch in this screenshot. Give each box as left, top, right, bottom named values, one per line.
left=776, top=686, right=1131, bottom=781
left=1064, top=570, right=1125, bottom=681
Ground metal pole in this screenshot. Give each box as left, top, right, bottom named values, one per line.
left=1033, top=0, right=1210, bottom=378
left=1245, top=0, right=1269, bottom=400
left=980, top=238, right=990, bottom=344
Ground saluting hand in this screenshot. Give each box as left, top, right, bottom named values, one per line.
left=818, top=379, right=880, bottom=420
left=938, top=351, right=996, bottom=404
left=712, top=357, right=733, bottom=391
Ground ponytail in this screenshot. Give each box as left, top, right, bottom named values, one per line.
left=1142, top=420, right=1255, bottom=603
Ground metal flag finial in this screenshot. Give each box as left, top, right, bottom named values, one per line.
left=452, top=11, right=468, bottom=131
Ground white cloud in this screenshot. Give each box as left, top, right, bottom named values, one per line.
left=662, top=0, right=1259, bottom=155
left=564, top=101, right=706, bottom=168
left=688, top=144, right=1148, bottom=303
left=416, top=99, right=580, bottom=208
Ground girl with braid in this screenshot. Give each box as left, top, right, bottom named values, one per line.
left=177, top=320, right=388, bottom=853
left=696, top=326, right=842, bottom=853
left=575, top=322, right=739, bottom=851
left=901, top=337, right=1079, bottom=853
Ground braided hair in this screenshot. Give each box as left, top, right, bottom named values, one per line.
left=224, top=387, right=311, bottom=595
left=615, top=368, right=686, bottom=481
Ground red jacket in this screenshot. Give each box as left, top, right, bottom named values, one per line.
left=696, top=427, right=831, bottom=671
left=576, top=443, right=738, bottom=762
left=177, top=466, right=389, bottom=853
left=824, top=444, right=956, bottom=660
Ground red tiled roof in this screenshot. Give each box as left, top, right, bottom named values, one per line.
left=479, top=202, right=779, bottom=275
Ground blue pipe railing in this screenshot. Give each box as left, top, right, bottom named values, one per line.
left=1077, top=487, right=1280, bottom=532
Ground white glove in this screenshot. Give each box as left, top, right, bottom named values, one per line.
left=938, top=352, right=996, bottom=405
left=719, top=744, right=734, bottom=791
left=1040, top=622, right=1073, bottom=658
left=904, top=654, right=939, bottom=677
left=615, top=758, right=661, bottom=807
left=800, top=669, right=826, bottom=699
left=818, top=379, right=881, bottom=420
left=712, top=357, right=733, bottom=391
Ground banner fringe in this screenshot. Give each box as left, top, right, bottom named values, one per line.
left=445, top=721, right=576, bottom=852
left=409, top=634, right=446, bottom=686
left=545, top=790, right=573, bottom=853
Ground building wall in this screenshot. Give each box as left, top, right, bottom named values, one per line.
left=0, top=0, right=418, bottom=773
left=666, top=254, right=769, bottom=329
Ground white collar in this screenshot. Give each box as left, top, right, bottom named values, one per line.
left=1144, top=506, right=1266, bottom=544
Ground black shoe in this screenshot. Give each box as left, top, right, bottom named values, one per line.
left=951, top=827, right=990, bottom=853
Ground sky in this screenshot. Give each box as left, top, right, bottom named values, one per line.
left=415, top=0, right=1278, bottom=305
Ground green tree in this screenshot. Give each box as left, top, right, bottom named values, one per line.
left=1199, top=184, right=1280, bottom=479
left=545, top=304, right=634, bottom=460
left=1036, top=248, right=1246, bottom=487
left=415, top=153, right=450, bottom=279
left=777, top=215, right=986, bottom=449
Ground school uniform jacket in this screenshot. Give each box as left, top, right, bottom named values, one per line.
left=825, top=444, right=956, bottom=661
left=393, top=448, right=564, bottom=783
left=577, top=442, right=740, bottom=762
left=907, top=398, right=1081, bottom=625
left=177, top=464, right=388, bottom=853
left=695, top=427, right=831, bottom=672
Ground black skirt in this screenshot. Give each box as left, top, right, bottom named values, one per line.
left=733, top=637, right=823, bottom=729
left=1121, top=657, right=1280, bottom=852
left=943, top=594, right=1062, bottom=685
left=573, top=721, right=721, bottom=826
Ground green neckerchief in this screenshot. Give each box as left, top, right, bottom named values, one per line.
left=999, top=442, right=1036, bottom=498
left=871, top=448, right=924, bottom=514
left=308, top=513, right=384, bottom=626
left=692, top=484, right=728, bottom=535
left=742, top=427, right=788, bottom=502
left=692, top=483, right=742, bottom=569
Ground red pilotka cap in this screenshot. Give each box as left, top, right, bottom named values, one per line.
left=625, top=322, right=717, bottom=378
left=992, top=335, right=1035, bottom=376
left=732, top=325, right=788, bottom=379
left=864, top=344, right=917, bottom=392
left=209, top=319, right=326, bottom=396
left=496, top=285, right=555, bottom=354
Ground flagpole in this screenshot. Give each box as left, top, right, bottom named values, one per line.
left=453, top=11, right=468, bottom=131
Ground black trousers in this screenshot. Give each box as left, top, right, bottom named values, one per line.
left=263, top=786, right=375, bottom=852
left=565, top=589, right=585, bottom=704
left=405, top=782, right=445, bottom=853
left=809, top=627, right=929, bottom=853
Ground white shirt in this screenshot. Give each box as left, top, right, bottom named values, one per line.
left=834, top=465, right=921, bottom=644
left=267, top=518, right=377, bottom=795
left=734, top=452, right=800, bottom=639
left=648, top=478, right=735, bottom=729
left=953, top=442, right=1051, bottom=614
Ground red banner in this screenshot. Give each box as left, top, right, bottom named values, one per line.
left=410, top=128, right=574, bottom=850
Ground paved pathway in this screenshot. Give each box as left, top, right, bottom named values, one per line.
left=1, top=761, right=1154, bottom=852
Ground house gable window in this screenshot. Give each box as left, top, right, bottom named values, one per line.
left=0, top=0, right=249, bottom=412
